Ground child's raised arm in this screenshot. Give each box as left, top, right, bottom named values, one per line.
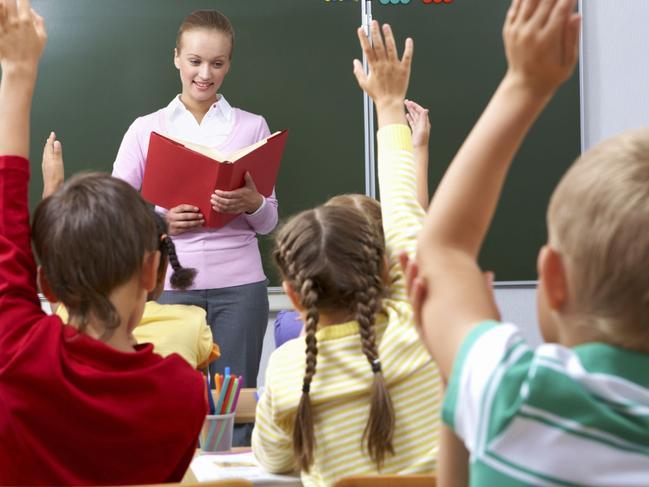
left=416, top=0, right=580, bottom=378
left=405, top=99, right=431, bottom=209
left=0, top=0, right=47, bottom=158
left=354, top=22, right=423, bottom=301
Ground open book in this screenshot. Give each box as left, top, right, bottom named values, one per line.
left=191, top=451, right=300, bottom=485
left=141, top=130, right=288, bottom=229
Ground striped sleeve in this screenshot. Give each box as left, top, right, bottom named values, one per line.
left=377, top=124, right=425, bottom=303
left=442, top=321, right=531, bottom=454
left=251, top=373, right=295, bottom=474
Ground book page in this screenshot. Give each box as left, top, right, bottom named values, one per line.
left=167, top=131, right=282, bottom=163
left=191, top=451, right=300, bottom=485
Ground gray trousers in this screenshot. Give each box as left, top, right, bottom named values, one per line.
left=159, top=280, right=269, bottom=446
left=159, top=280, right=269, bottom=387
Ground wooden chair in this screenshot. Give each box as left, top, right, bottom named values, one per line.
left=233, top=388, right=257, bottom=424
left=104, top=480, right=252, bottom=487
left=333, top=474, right=436, bottom=487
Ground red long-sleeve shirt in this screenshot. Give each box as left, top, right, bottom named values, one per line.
left=0, top=156, right=207, bottom=485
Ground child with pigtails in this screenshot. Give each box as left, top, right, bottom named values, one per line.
left=252, top=21, right=442, bottom=487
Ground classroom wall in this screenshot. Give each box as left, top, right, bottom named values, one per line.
left=581, top=0, right=649, bottom=150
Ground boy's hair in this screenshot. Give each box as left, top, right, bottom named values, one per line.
left=32, top=173, right=157, bottom=338
left=325, top=194, right=384, bottom=243
left=176, top=10, right=235, bottom=58
left=273, top=205, right=395, bottom=472
left=152, top=212, right=196, bottom=290
left=548, top=127, right=649, bottom=349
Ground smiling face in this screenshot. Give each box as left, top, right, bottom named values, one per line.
left=174, top=28, right=231, bottom=111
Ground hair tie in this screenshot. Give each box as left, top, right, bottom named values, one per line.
left=160, top=233, right=168, bottom=243
left=302, top=382, right=311, bottom=394
left=371, top=358, right=382, bottom=374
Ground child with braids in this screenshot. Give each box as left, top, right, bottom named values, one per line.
left=252, top=22, right=442, bottom=486
left=45, top=133, right=219, bottom=369
left=273, top=100, right=431, bottom=349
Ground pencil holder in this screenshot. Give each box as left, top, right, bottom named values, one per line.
left=199, top=412, right=235, bottom=453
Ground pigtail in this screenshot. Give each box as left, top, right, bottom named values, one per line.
left=161, top=235, right=197, bottom=289
left=293, top=276, right=319, bottom=472
left=357, top=242, right=395, bottom=469
left=153, top=212, right=197, bottom=290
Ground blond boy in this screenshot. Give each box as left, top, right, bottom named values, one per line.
left=409, top=0, right=649, bottom=484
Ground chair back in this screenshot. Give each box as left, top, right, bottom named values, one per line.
left=333, top=474, right=436, bottom=487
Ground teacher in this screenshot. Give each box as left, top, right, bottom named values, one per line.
left=112, top=10, right=276, bottom=394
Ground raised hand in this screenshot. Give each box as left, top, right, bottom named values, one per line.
left=42, top=131, right=64, bottom=198
left=405, top=100, right=430, bottom=149
left=353, top=21, right=413, bottom=127
left=211, top=172, right=263, bottom=215
left=503, top=0, right=580, bottom=97
left=0, top=0, right=47, bottom=73
left=0, top=0, right=47, bottom=158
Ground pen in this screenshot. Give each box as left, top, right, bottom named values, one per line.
left=215, top=374, right=231, bottom=414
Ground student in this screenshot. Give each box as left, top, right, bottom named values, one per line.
left=273, top=100, right=431, bottom=349
left=44, top=133, right=219, bottom=368
left=44, top=133, right=218, bottom=369
left=252, top=22, right=442, bottom=486
left=0, top=2, right=206, bottom=484
left=406, top=0, right=649, bottom=484
left=112, top=9, right=276, bottom=392
left=138, top=212, right=220, bottom=369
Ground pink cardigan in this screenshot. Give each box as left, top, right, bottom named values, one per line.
left=113, top=106, right=277, bottom=291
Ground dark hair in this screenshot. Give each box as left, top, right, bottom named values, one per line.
left=273, top=205, right=395, bottom=472
left=32, top=173, right=158, bottom=338
left=152, top=212, right=196, bottom=290
left=176, top=10, right=235, bottom=58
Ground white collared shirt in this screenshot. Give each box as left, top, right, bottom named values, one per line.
left=164, top=94, right=235, bottom=147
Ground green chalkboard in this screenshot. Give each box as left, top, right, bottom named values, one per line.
left=28, top=0, right=579, bottom=285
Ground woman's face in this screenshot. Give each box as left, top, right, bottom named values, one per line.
left=174, top=28, right=231, bottom=107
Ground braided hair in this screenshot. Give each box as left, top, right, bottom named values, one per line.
left=273, top=203, right=394, bottom=471
left=152, top=212, right=197, bottom=290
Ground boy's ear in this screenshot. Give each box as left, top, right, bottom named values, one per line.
left=37, top=266, right=58, bottom=304
left=282, top=281, right=304, bottom=313
left=538, top=245, right=568, bottom=311
left=141, top=250, right=161, bottom=293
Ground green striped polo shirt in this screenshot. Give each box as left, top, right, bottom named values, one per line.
left=444, top=321, right=649, bottom=486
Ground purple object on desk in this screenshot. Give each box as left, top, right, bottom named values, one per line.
left=273, top=310, right=303, bottom=348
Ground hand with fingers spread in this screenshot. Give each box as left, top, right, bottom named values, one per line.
left=0, top=0, right=47, bottom=74
left=42, top=131, right=64, bottom=198
left=210, top=171, right=263, bottom=215
left=0, top=0, right=47, bottom=158
left=165, top=204, right=204, bottom=236
left=503, top=0, right=581, bottom=97
left=353, top=21, right=413, bottom=127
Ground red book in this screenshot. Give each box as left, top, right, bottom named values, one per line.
left=141, top=130, right=288, bottom=229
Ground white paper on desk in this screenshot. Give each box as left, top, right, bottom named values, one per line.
left=191, top=451, right=300, bottom=485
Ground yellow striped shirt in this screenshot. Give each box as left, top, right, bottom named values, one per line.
left=252, top=125, right=442, bottom=487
